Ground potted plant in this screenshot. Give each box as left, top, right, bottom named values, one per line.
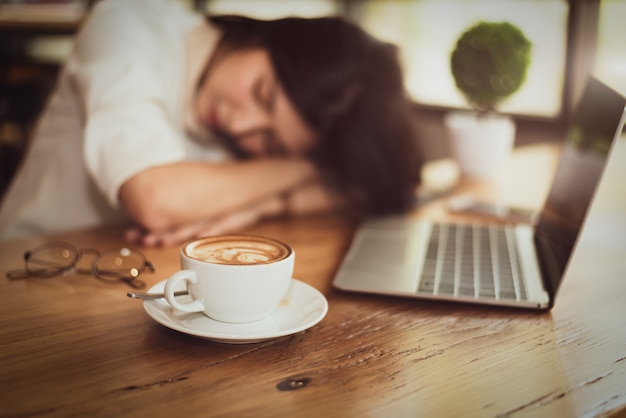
left=444, top=21, right=532, bottom=179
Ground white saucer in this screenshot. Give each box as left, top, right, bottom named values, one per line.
left=143, top=279, right=328, bottom=344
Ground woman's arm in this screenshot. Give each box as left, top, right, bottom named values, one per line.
left=283, top=178, right=338, bottom=216
left=119, top=157, right=316, bottom=232
left=123, top=174, right=339, bottom=246
left=124, top=192, right=284, bottom=246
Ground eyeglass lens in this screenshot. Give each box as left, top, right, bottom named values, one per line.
left=25, top=242, right=80, bottom=277
left=93, top=248, right=153, bottom=288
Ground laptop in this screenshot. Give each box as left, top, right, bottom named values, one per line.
left=333, top=76, right=626, bottom=310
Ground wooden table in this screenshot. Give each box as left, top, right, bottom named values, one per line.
left=2, top=142, right=626, bottom=417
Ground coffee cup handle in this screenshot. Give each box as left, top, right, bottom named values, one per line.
left=164, top=270, right=205, bottom=313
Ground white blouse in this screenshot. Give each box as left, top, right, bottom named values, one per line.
left=0, top=0, right=229, bottom=240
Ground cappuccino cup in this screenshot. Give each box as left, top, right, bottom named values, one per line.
left=164, top=235, right=294, bottom=323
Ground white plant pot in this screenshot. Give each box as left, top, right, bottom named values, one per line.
left=444, top=112, right=516, bottom=180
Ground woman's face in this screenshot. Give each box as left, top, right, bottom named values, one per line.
left=195, top=47, right=315, bottom=157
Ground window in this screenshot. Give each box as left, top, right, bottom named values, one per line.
left=596, top=0, right=626, bottom=96
left=356, top=0, right=569, bottom=118
left=205, top=0, right=339, bottom=18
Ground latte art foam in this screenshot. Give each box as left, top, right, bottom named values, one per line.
left=186, top=236, right=290, bottom=265
left=195, top=244, right=280, bottom=265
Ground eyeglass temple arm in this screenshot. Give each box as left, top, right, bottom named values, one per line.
left=6, top=269, right=34, bottom=279
left=7, top=247, right=38, bottom=279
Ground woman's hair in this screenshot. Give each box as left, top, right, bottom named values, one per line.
left=209, top=15, right=423, bottom=218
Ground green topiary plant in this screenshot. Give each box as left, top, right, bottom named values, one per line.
left=450, top=21, right=532, bottom=112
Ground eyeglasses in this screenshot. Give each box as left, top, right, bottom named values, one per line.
left=6, top=241, right=154, bottom=289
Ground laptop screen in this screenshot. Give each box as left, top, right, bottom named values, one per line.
left=534, top=77, right=626, bottom=297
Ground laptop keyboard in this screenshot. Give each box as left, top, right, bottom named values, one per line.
left=417, top=223, right=528, bottom=301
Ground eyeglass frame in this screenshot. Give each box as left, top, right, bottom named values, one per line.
left=6, top=241, right=155, bottom=289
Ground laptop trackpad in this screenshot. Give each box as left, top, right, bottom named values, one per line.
left=334, top=230, right=421, bottom=293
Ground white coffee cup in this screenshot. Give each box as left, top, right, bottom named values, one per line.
left=164, top=234, right=294, bottom=323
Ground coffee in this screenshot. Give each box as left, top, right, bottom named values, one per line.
left=166, top=234, right=295, bottom=322
left=185, top=235, right=291, bottom=266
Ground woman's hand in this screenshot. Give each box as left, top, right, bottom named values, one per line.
left=125, top=194, right=286, bottom=247
left=123, top=175, right=339, bottom=247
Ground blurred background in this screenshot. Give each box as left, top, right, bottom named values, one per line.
left=1, top=0, right=624, bottom=200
